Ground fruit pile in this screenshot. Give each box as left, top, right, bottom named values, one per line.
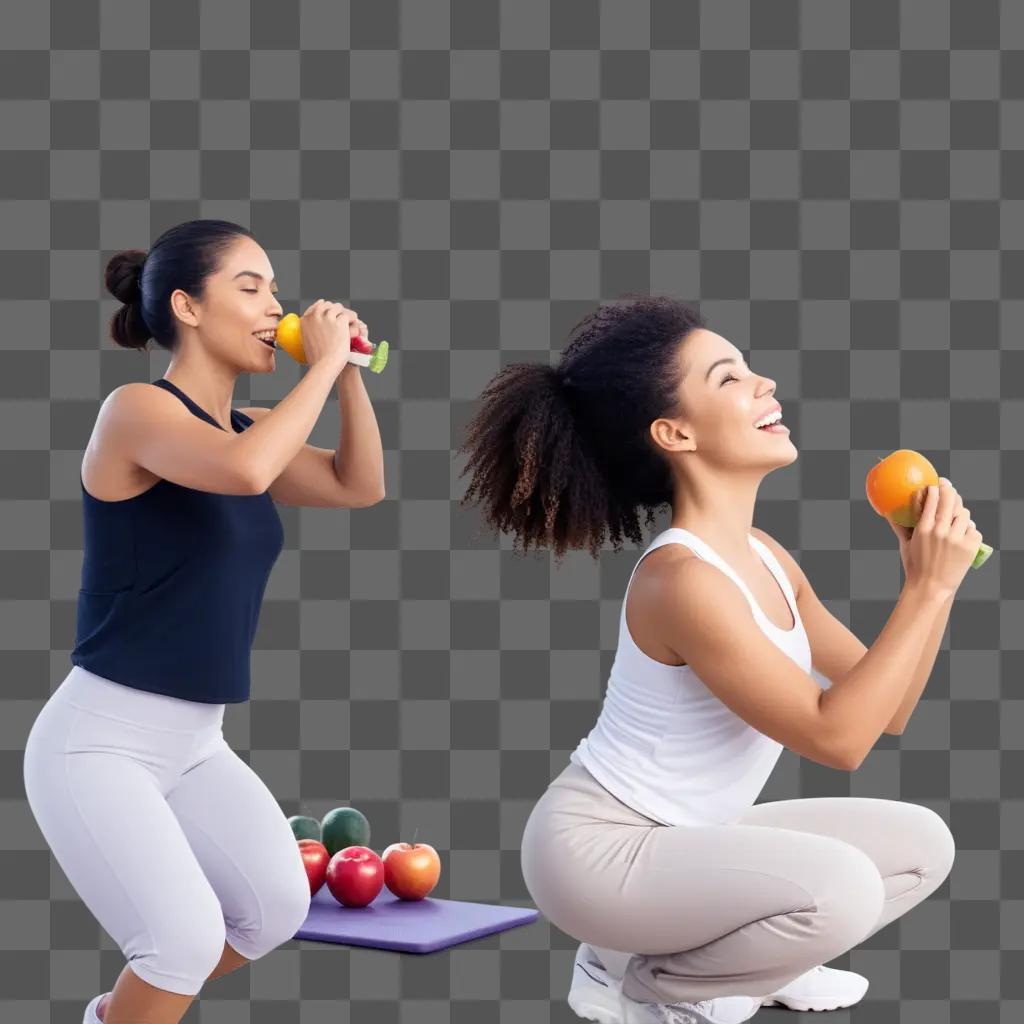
left=288, top=806, right=440, bottom=908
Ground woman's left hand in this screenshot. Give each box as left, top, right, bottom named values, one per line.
left=340, top=319, right=371, bottom=377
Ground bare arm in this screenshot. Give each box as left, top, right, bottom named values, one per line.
left=884, top=589, right=954, bottom=734
left=751, top=527, right=949, bottom=737
left=236, top=361, right=342, bottom=493
left=820, top=579, right=953, bottom=769
left=642, top=550, right=953, bottom=773
left=332, top=362, right=385, bottom=497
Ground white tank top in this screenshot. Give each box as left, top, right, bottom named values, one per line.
left=569, top=527, right=823, bottom=828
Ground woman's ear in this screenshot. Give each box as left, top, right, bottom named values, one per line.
left=169, top=289, right=198, bottom=329
left=649, top=417, right=691, bottom=454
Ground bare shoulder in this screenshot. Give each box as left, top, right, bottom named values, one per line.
left=111, top=381, right=169, bottom=412
left=96, top=382, right=177, bottom=445
left=98, top=381, right=164, bottom=423
left=625, top=543, right=700, bottom=666
left=750, top=526, right=806, bottom=600
left=103, top=381, right=210, bottom=430
left=82, top=384, right=164, bottom=499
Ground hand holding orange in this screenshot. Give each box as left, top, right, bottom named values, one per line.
left=276, top=312, right=389, bottom=373
left=866, top=449, right=993, bottom=569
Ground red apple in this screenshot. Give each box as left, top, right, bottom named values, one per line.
left=381, top=842, right=441, bottom=900
left=297, top=839, right=329, bottom=896
left=325, top=846, right=384, bottom=908
left=350, top=334, right=374, bottom=355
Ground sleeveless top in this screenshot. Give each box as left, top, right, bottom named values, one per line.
left=569, top=527, right=819, bottom=827
left=69, top=379, right=285, bottom=704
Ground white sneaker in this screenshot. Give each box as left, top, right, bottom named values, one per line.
left=568, top=943, right=624, bottom=1022
left=620, top=990, right=762, bottom=1024
left=82, top=992, right=110, bottom=1024
left=760, top=963, right=869, bottom=1011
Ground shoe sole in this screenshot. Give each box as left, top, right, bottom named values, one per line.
left=761, top=994, right=857, bottom=1011
left=573, top=989, right=761, bottom=1024
left=567, top=993, right=623, bottom=1023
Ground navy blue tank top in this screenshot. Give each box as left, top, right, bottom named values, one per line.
left=70, top=378, right=285, bottom=704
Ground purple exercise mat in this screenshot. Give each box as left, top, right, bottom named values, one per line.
left=294, top=885, right=540, bottom=953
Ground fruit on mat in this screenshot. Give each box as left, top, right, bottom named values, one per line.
left=866, top=449, right=992, bottom=569
left=320, top=806, right=372, bottom=858
left=297, top=838, right=329, bottom=896
left=287, top=815, right=321, bottom=842
left=325, top=846, right=384, bottom=908
left=381, top=842, right=441, bottom=901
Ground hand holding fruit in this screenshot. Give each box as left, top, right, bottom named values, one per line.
left=866, top=449, right=993, bottom=574
left=289, top=300, right=359, bottom=375
left=886, top=478, right=942, bottom=571
left=276, top=304, right=389, bottom=373
left=901, top=480, right=984, bottom=596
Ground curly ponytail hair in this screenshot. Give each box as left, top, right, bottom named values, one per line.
left=104, top=219, right=255, bottom=352
left=457, top=294, right=707, bottom=562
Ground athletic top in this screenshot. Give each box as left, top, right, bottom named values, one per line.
left=70, top=378, right=284, bottom=704
left=570, top=527, right=824, bottom=827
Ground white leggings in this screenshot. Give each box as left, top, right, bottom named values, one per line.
left=22, top=666, right=311, bottom=996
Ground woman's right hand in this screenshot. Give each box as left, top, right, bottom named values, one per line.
left=299, top=300, right=360, bottom=373
left=904, top=480, right=983, bottom=596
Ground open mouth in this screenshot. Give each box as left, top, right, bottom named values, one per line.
left=754, top=419, right=787, bottom=434
left=253, top=332, right=276, bottom=349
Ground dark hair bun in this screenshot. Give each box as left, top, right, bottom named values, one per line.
left=104, top=249, right=147, bottom=306
left=105, top=249, right=150, bottom=351
left=103, top=221, right=255, bottom=354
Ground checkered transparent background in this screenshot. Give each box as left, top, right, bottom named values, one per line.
left=2, top=0, right=1024, bottom=1020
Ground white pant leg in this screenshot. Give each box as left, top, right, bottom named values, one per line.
left=165, top=738, right=311, bottom=961
left=23, top=693, right=227, bottom=996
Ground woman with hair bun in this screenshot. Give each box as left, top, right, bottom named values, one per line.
left=459, top=295, right=958, bottom=1024
left=23, top=219, right=385, bottom=1024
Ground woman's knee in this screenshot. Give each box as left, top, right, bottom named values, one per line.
left=229, top=869, right=311, bottom=959
left=271, top=869, right=313, bottom=942
left=811, top=843, right=886, bottom=950
left=917, top=806, right=956, bottom=880
left=129, top=900, right=227, bottom=995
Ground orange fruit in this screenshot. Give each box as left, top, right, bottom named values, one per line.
left=866, top=449, right=993, bottom=569
left=275, top=312, right=306, bottom=364
left=865, top=449, right=939, bottom=528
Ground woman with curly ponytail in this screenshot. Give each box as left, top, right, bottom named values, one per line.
left=459, top=295, right=695, bottom=562
left=464, top=295, right=954, bottom=1021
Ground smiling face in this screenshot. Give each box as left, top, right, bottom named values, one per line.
left=169, top=234, right=284, bottom=368
left=649, top=328, right=797, bottom=470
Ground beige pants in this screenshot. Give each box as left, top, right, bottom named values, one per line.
left=520, top=761, right=955, bottom=1005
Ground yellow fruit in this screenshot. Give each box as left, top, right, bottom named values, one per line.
left=275, top=313, right=306, bottom=364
